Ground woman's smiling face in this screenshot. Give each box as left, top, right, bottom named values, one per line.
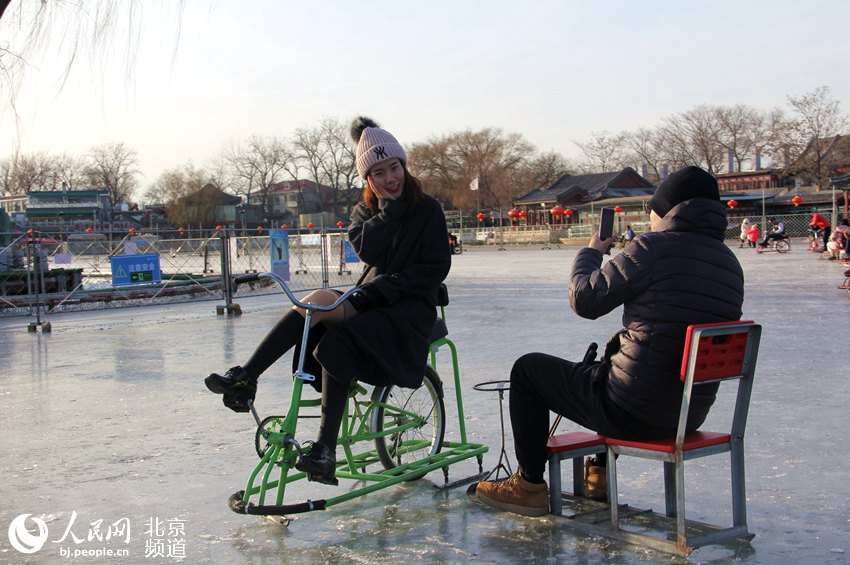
left=367, top=158, right=405, bottom=200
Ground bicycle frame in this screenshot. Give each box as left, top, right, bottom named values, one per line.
left=227, top=273, right=489, bottom=517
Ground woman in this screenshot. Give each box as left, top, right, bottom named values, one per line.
left=739, top=218, right=751, bottom=248
left=205, top=117, right=451, bottom=484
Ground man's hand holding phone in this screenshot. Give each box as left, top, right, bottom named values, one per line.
left=589, top=207, right=615, bottom=255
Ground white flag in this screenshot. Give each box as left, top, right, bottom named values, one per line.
left=469, top=177, right=479, bottom=191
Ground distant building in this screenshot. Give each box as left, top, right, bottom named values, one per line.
left=24, top=189, right=111, bottom=232
left=180, top=184, right=242, bottom=229
left=715, top=170, right=784, bottom=193
left=512, top=167, right=656, bottom=224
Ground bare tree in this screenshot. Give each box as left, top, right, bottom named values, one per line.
left=315, top=117, right=358, bottom=216
left=622, top=128, right=665, bottom=183
left=52, top=153, right=88, bottom=189
left=520, top=151, right=574, bottom=191
left=84, top=142, right=139, bottom=206
left=223, top=135, right=294, bottom=222
left=408, top=127, right=539, bottom=212
left=144, top=162, right=208, bottom=227
left=786, top=86, right=845, bottom=188
left=715, top=104, right=760, bottom=173
left=658, top=105, right=726, bottom=173
left=0, top=151, right=55, bottom=194
left=574, top=131, right=629, bottom=173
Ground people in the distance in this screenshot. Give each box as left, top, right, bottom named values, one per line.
left=809, top=212, right=831, bottom=250
left=739, top=218, right=751, bottom=248
left=759, top=218, right=786, bottom=248
left=474, top=166, right=744, bottom=517
left=827, top=218, right=850, bottom=260
left=205, top=117, right=451, bottom=485
left=747, top=223, right=760, bottom=248
left=622, top=225, right=636, bottom=243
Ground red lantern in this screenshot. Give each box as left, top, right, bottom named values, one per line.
left=507, top=208, right=520, bottom=219
left=257, top=226, right=264, bottom=233
left=519, top=210, right=527, bottom=218
left=280, top=224, right=288, bottom=229
left=27, top=229, right=33, bottom=235
left=307, top=223, right=315, bottom=229
left=85, top=227, right=94, bottom=233
left=613, top=206, right=623, bottom=214
left=215, top=225, right=223, bottom=231
left=129, top=228, right=136, bottom=234
left=727, top=199, right=738, bottom=210
left=336, top=221, right=344, bottom=228
left=565, top=208, right=573, bottom=218
left=791, top=195, right=803, bottom=207
left=178, top=227, right=185, bottom=233
left=476, top=212, right=486, bottom=222
left=550, top=205, right=565, bottom=217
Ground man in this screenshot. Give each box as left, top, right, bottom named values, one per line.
left=760, top=218, right=786, bottom=248
left=475, top=166, right=745, bottom=517
left=809, top=212, right=831, bottom=250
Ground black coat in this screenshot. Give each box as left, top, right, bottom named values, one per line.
left=569, top=198, right=744, bottom=429
left=313, top=193, right=451, bottom=388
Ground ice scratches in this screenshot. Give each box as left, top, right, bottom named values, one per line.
left=423, top=535, right=476, bottom=559
left=113, top=453, right=162, bottom=464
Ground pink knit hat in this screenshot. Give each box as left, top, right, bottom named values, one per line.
left=350, top=116, right=407, bottom=179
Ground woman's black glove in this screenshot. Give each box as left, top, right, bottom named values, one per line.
left=347, top=289, right=374, bottom=312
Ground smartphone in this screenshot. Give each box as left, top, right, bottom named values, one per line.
left=599, top=208, right=615, bottom=241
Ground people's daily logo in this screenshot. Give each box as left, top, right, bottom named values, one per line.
left=8, top=513, right=48, bottom=554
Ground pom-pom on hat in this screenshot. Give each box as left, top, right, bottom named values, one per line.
left=350, top=116, right=407, bottom=179
left=649, top=165, right=720, bottom=218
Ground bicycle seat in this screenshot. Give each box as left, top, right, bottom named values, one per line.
left=430, top=318, right=448, bottom=342
left=436, top=283, right=449, bottom=307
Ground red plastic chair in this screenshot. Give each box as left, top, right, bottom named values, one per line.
left=605, top=321, right=761, bottom=555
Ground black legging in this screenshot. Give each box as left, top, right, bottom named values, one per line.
left=509, top=352, right=675, bottom=483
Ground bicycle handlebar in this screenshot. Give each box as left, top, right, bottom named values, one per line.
left=233, top=272, right=358, bottom=311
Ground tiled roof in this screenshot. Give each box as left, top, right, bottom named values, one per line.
left=514, top=167, right=655, bottom=204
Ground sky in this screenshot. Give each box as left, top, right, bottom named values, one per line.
left=1, top=0, right=849, bottom=199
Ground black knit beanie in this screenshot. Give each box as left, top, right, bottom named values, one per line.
left=649, top=166, right=720, bottom=218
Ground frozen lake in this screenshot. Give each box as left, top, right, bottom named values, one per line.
left=1, top=242, right=848, bottom=564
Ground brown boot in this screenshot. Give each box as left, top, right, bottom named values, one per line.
left=584, top=458, right=608, bottom=501
left=476, top=471, right=549, bottom=517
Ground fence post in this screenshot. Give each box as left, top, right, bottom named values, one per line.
left=320, top=228, right=330, bottom=289
left=216, top=227, right=242, bottom=316
left=25, top=243, right=51, bottom=333
left=338, top=232, right=352, bottom=275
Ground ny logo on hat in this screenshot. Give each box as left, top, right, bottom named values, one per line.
left=373, top=146, right=387, bottom=159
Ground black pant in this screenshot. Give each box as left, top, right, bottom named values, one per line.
left=761, top=232, right=784, bottom=246
left=509, top=352, right=675, bottom=483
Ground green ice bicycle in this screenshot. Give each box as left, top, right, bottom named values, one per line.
left=226, top=272, right=488, bottom=517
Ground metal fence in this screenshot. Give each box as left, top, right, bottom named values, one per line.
left=0, top=228, right=361, bottom=318
left=0, top=212, right=831, bottom=318
left=459, top=212, right=831, bottom=247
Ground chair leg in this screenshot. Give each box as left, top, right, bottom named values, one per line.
left=548, top=455, right=563, bottom=515
left=607, top=446, right=619, bottom=528
left=730, top=440, right=748, bottom=529
left=663, top=461, right=676, bottom=517
left=674, top=457, right=687, bottom=549
left=572, top=456, right=584, bottom=496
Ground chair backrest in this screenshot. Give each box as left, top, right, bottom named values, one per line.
left=675, top=321, right=762, bottom=447
left=680, top=321, right=752, bottom=384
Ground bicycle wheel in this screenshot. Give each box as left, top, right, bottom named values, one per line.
left=776, top=239, right=790, bottom=253
left=371, top=365, right=446, bottom=472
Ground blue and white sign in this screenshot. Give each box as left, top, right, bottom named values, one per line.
left=111, top=253, right=162, bottom=286
left=343, top=240, right=360, bottom=263
left=269, top=229, right=290, bottom=281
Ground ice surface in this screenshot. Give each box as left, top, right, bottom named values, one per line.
left=1, top=243, right=848, bottom=564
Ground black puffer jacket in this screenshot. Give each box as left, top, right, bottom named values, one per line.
left=569, top=198, right=744, bottom=429
left=314, top=193, right=451, bottom=389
